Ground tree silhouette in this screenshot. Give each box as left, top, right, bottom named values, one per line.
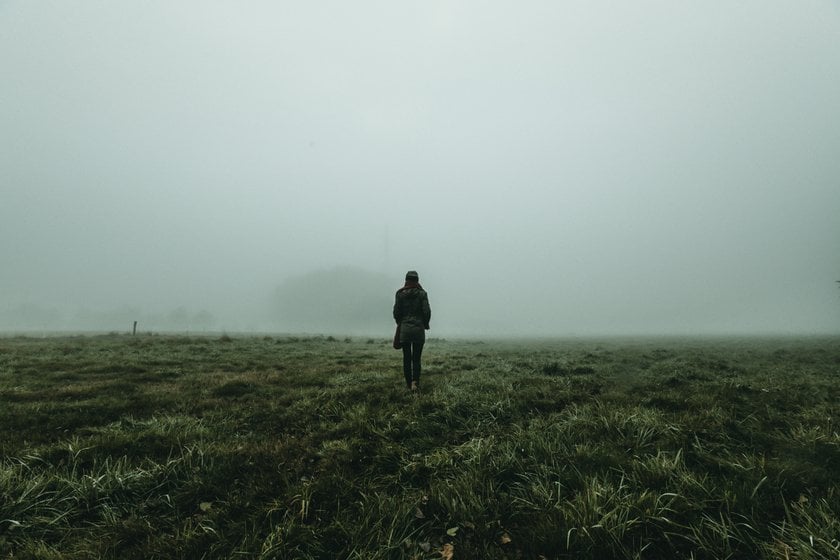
left=273, top=266, right=394, bottom=333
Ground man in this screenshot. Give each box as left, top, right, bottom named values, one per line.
left=393, top=270, right=431, bottom=391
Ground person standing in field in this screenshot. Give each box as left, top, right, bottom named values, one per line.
left=393, top=270, right=431, bottom=391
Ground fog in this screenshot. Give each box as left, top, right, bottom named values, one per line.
left=2, top=1, right=839, bottom=336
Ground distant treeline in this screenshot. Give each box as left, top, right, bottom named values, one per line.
left=272, top=266, right=395, bottom=335
left=0, top=303, right=216, bottom=333
left=3, top=266, right=400, bottom=334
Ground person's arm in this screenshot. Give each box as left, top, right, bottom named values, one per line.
left=393, top=293, right=402, bottom=324
left=422, top=293, right=431, bottom=329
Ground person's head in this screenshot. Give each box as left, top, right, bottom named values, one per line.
left=405, top=270, right=419, bottom=282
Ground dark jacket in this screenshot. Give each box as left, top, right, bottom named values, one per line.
left=393, top=286, right=431, bottom=343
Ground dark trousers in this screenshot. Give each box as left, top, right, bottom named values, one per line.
left=402, top=341, right=424, bottom=387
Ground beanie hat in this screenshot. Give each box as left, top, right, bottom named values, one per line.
left=405, top=270, right=419, bottom=280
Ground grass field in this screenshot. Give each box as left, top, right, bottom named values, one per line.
left=0, top=333, right=838, bottom=559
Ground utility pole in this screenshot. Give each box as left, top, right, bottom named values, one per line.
left=383, top=225, right=391, bottom=274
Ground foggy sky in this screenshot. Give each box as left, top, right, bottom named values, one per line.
left=2, top=1, right=839, bottom=336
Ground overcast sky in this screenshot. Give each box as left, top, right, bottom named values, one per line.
left=2, top=1, right=839, bottom=335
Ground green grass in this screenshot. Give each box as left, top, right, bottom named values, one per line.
left=0, top=334, right=838, bottom=559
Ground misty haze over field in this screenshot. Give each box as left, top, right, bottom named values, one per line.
left=2, top=2, right=839, bottom=336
